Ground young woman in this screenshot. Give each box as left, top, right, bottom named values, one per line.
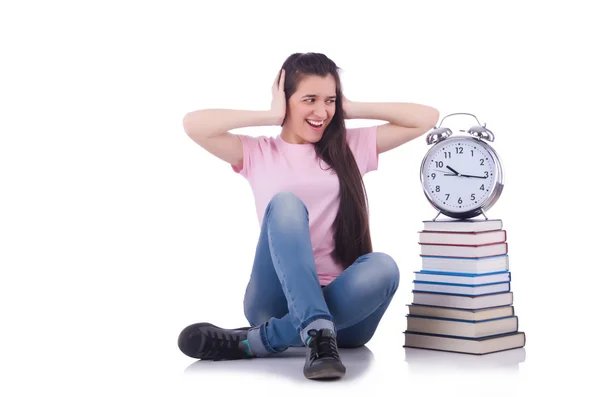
left=178, top=52, right=439, bottom=380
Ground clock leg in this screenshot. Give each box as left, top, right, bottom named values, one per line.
left=432, top=211, right=442, bottom=221
left=481, top=209, right=489, bottom=220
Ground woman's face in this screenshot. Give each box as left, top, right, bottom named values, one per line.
left=282, top=74, right=337, bottom=144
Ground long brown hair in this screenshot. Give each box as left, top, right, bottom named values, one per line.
left=280, top=52, right=372, bottom=269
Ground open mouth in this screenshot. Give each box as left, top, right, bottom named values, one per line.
left=306, top=119, right=325, bottom=130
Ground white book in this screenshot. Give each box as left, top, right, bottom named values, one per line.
left=421, top=254, right=509, bottom=273
left=418, top=230, right=507, bottom=245
left=413, top=281, right=510, bottom=296
left=404, top=331, right=526, bottom=355
left=420, top=243, right=508, bottom=258
left=422, top=219, right=503, bottom=232
left=412, top=291, right=513, bottom=310
left=406, top=315, right=518, bottom=338
left=407, top=304, right=515, bottom=322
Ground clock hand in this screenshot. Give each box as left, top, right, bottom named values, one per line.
left=446, top=165, right=460, bottom=175
left=460, top=174, right=488, bottom=179
left=433, top=169, right=458, bottom=175
left=442, top=166, right=488, bottom=178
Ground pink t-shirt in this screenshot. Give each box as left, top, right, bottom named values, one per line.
left=231, top=126, right=379, bottom=286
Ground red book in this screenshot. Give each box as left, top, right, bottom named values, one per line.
left=418, top=230, right=507, bottom=246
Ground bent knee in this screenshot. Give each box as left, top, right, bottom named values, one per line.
left=346, top=252, right=399, bottom=296
left=371, top=252, right=400, bottom=284
left=265, top=192, right=308, bottom=223
left=268, top=191, right=306, bottom=210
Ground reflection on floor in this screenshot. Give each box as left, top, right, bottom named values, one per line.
left=184, top=345, right=375, bottom=382
left=404, top=347, right=526, bottom=373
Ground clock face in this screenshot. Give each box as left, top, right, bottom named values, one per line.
left=421, top=137, right=499, bottom=214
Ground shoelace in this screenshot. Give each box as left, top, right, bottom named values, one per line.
left=309, top=332, right=340, bottom=361
left=201, top=329, right=246, bottom=360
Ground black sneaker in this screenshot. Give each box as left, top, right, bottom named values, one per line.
left=303, top=328, right=346, bottom=379
left=177, top=322, right=252, bottom=361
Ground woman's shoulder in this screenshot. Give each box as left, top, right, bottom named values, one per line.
left=345, top=125, right=378, bottom=149
left=345, top=125, right=379, bottom=175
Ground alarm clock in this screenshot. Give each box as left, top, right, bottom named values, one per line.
left=420, top=113, right=504, bottom=220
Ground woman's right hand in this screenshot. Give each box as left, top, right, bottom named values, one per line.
left=270, top=69, right=286, bottom=125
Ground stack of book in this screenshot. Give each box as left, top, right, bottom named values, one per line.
left=403, top=218, right=526, bottom=355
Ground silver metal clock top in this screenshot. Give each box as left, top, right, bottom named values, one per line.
left=465, top=124, right=495, bottom=142
left=427, top=112, right=496, bottom=144
left=426, top=127, right=453, bottom=145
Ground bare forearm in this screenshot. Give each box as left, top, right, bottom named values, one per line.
left=346, top=101, right=439, bottom=128
left=183, top=109, right=280, bottom=139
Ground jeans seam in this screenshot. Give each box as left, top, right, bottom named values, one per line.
left=267, top=229, right=301, bottom=323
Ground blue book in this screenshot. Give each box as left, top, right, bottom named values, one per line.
left=414, top=270, right=510, bottom=285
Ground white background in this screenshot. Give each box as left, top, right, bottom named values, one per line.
left=2, top=0, right=598, bottom=396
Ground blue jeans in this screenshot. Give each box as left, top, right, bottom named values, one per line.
left=243, top=192, right=399, bottom=356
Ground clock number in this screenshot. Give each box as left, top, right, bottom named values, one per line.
left=445, top=194, right=450, bottom=200
left=458, top=197, right=463, bottom=204
left=444, top=151, right=451, bottom=159
left=431, top=173, right=436, bottom=179
left=436, top=161, right=443, bottom=168
left=484, top=171, right=489, bottom=177
left=455, top=147, right=463, bottom=154
left=435, top=185, right=440, bottom=192
left=480, top=184, right=485, bottom=190
left=480, top=159, right=485, bottom=165
left=471, top=194, right=475, bottom=200
left=471, top=150, right=474, bottom=156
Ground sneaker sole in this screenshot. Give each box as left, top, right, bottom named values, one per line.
left=304, top=362, right=347, bottom=380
